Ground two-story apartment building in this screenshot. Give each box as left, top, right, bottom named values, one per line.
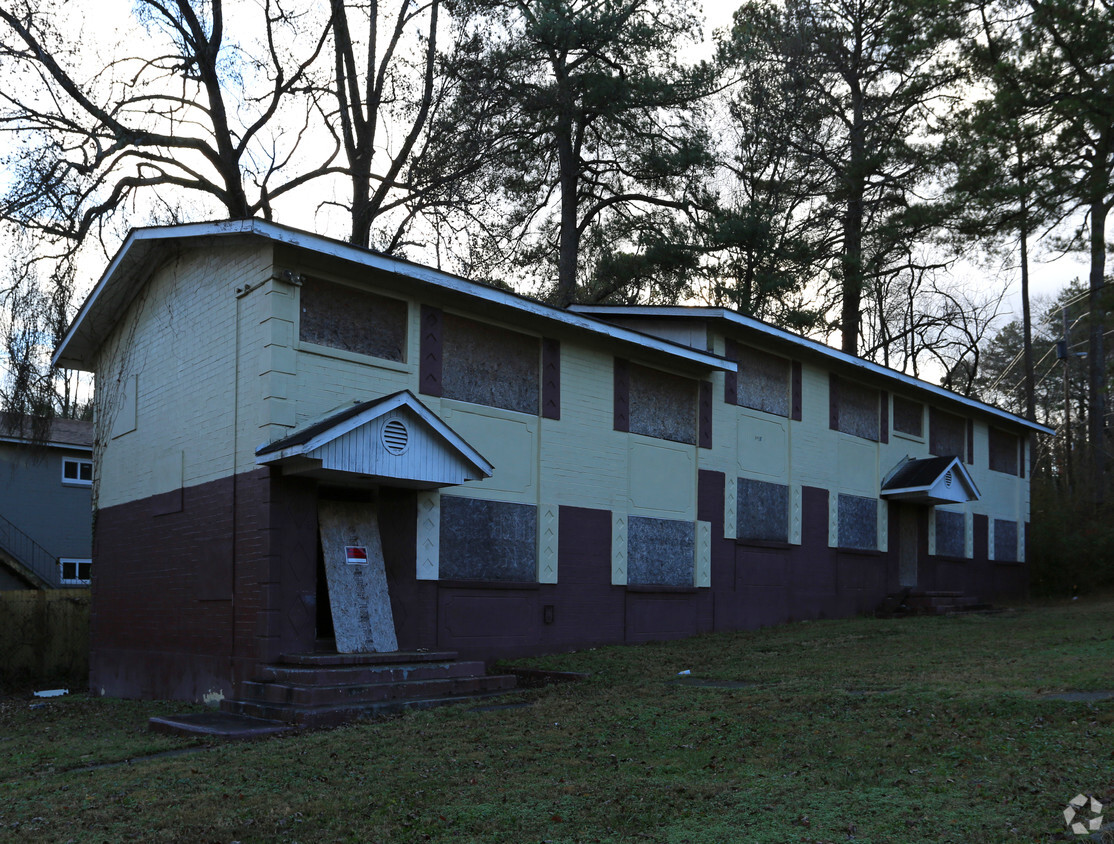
left=53, top=220, right=1049, bottom=702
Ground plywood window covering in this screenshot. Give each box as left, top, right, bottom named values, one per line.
left=627, top=516, right=695, bottom=587
left=833, top=377, right=880, bottom=441
left=994, top=518, right=1018, bottom=562
left=299, top=278, right=407, bottom=361
left=734, top=344, right=790, bottom=417
left=439, top=497, right=537, bottom=582
left=935, top=510, right=965, bottom=558
left=838, top=494, right=877, bottom=550
left=442, top=313, right=540, bottom=414
left=989, top=427, right=1019, bottom=475
left=893, top=396, right=924, bottom=437
left=628, top=363, right=697, bottom=445
left=737, top=477, right=789, bottom=542
left=929, top=408, right=966, bottom=459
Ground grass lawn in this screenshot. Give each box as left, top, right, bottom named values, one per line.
left=1, top=597, right=1112, bottom=843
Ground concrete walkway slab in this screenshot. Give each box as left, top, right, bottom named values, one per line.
left=149, top=711, right=291, bottom=740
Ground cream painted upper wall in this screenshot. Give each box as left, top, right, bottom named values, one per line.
left=94, top=241, right=275, bottom=510
left=705, top=327, right=1030, bottom=532
left=92, top=239, right=1027, bottom=540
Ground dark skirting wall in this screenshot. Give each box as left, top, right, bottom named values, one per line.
left=91, top=466, right=1028, bottom=702
left=91, top=475, right=238, bottom=700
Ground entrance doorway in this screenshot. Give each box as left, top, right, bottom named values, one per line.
left=898, top=505, right=921, bottom=588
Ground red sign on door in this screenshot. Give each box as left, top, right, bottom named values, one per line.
left=345, top=546, right=368, bottom=565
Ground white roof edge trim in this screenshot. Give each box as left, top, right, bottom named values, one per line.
left=883, top=485, right=982, bottom=501
left=0, top=436, right=93, bottom=452
left=255, top=391, right=494, bottom=477
left=52, top=220, right=258, bottom=368
left=571, top=304, right=1054, bottom=435
left=55, top=219, right=735, bottom=373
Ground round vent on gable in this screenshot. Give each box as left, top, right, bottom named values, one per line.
left=944, top=469, right=953, bottom=488
left=382, top=418, right=409, bottom=455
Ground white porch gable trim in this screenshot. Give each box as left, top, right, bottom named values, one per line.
left=255, top=390, right=492, bottom=488
left=880, top=455, right=980, bottom=506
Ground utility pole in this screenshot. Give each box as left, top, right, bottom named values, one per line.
left=1060, top=306, right=1073, bottom=489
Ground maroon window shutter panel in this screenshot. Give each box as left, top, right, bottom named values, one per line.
left=879, top=390, right=889, bottom=444
left=419, top=305, right=442, bottom=397
left=699, top=381, right=713, bottom=448
left=966, top=419, right=975, bottom=464
left=724, top=338, right=738, bottom=405
left=613, top=358, right=630, bottom=432
left=829, top=373, right=839, bottom=430
left=541, top=338, right=561, bottom=420
left=791, top=361, right=803, bottom=421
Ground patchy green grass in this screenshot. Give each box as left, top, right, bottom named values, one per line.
left=1, top=597, right=1113, bottom=842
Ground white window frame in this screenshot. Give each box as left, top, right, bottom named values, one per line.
left=61, top=457, right=93, bottom=486
left=59, top=558, right=91, bottom=585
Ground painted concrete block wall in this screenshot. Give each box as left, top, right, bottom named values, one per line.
left=704, top=328, right=1030, bottom=558
left=94, top=242, right=275, bottom=510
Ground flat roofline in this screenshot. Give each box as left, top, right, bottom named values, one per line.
left=571, top=305, right=1053, bottom=435
left=53, top=220, right=735, bottom=375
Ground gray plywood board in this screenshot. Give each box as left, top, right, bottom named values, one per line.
left=628, top=516, right=695, bottom=587
left=439, top=496, right=537, bottom=582
left=318, top=500, right=398, bottom=653
left=737, top=478, right=789, bottom=542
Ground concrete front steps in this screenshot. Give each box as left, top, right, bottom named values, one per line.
left=876, top=589, right=994, bottom=618
left=219, top=650, right=518, bottom=729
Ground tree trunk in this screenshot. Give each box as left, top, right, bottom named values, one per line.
left=840, top=83, right=866, bottom=357
left=1019, top=205, right=1036, bottom=422
left=554, top=120, right=580, bottom=307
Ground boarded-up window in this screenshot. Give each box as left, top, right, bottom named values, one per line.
left=989, top=428, right=1019, bottom=475
left=935, top=510, right=965, bottom=557
left=439, top=497, right=537, bottom=582
left=838, top=380, right=880, bottom=441
left=627, top=516, right=695, bottom=587
left=299, top=278, right=407, bottom=361
left=737, top=477, right=789, bottom=542
left=930, top=408, right=966, bottom=458
left=893, top=396, right=924, bottom=437
left=994, top=518, right=1018, bottom=562
left=838, top=494, right=877, bottom=550
left=736, top=346, right=790, bottom=417
left=629, top=363, right=697, bottom=445
left=442, top=314, right=539, bottom=414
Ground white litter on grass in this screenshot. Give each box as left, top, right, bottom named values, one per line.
left=33, top=689, right=68, bottom=698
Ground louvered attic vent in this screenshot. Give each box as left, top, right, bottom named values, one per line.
left=382, top=419, right=409, bottom=455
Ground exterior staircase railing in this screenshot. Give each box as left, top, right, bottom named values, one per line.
left=0, top=510, right=59, bottom=588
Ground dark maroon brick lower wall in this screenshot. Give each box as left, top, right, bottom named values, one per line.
left=91, top=468, right=320, bottom=701
left=92, top=475, right=238, bottom=700
left=92, top=467, right=1029, bottom=702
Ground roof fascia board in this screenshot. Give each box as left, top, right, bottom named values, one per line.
left=572, top=305, right=1052, bottom=436
left=53, top=220, right=259, bottom=369
left=56, top=220, right=734, bottom=374
left=0, top=436, right=93, bottom=452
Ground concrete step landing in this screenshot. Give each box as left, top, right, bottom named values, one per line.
left=219, top=650, right=518, bottom=730
left=876, top=589, right=994, bottom=618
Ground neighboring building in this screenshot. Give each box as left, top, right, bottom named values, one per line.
left=0, top=414, right=94, bottom=589
left=53, top=220, right=1051, bottom=703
